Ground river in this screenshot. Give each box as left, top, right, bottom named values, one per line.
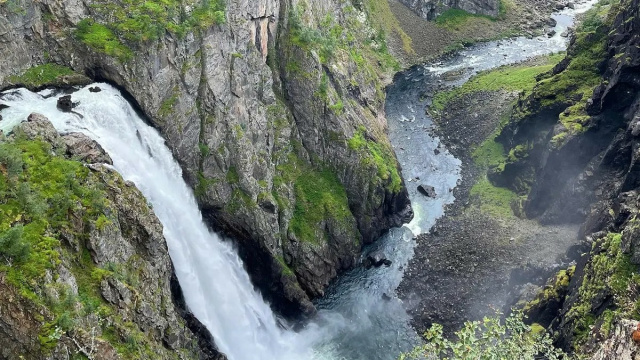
left=0, top=1, right=595, bottom=359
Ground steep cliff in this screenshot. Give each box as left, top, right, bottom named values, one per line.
left=0, top=0, right=412, bottom=317
left=487, top=0, right=640, bottom=354
left=398, top=0, right=500, bottom=20
left=0, top=114, right=222, bottom=359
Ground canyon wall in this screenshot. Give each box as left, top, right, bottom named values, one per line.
left=0, top=0, right=412, bottom=319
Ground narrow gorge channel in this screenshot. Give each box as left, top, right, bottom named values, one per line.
left=0, top=1, right=598, bottom=359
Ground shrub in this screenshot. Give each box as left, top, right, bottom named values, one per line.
left=399, top=311, right=566, bottom=360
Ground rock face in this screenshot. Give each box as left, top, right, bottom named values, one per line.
left=0, top=115, right=223, bottom=359
left=0, top=0, right=412, bottom=318
left=398, top=0, right=500, bottom=20
left=488, top=0, right=640, bottom=354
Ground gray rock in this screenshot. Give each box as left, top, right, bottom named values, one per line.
left=418, top=184, right=437, bottom=198
left=365, top=250, right=392, bottom=268
left=56, top=94, right=75, bottom=112
left=62, top=132, right=113, bottom=164
left=546, top=17, right=558, bottom=27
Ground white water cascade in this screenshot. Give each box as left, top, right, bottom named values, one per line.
left=0, top=85, right=328, bottom=360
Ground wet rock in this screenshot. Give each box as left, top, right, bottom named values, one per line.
left=434, top=148, right=441, bottom=155
left=546, top=17, right=558, bottom=27
left=89, top=86, right=102, bottom=93
left=555, top=3, right=566, bottom=9
left=418, top=184, right=437, bottom=198
left=560, top=30, right=569, bottom=37
left=365, top=250, right=392, bottom=268
left=56, top=95, right=76, bottom=112
left=567, top=2, right=575, bottom=9
left=547, top=29, right=557, bottom=37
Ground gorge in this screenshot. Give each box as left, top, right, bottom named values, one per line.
left=1, top=0, right=640, bottom=359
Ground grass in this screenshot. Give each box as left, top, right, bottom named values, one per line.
left=76, top=19, right=133, bottom=62
left=469, top=177, right=519, bottom=218
left=289, top=169, right=353, bottom=244
left=0, top=136, right=192, bottom=357
left=76, top=0, right=225, bottom=60
left=431, top=53, right=564, bottom=113
left=362, top=0, right=414, bottom=55
left=7, top=64, right=75, bottom=88
left=348, top=126, right=402, bottom=193
left=435, top=8, right=497, bottom=31
left=565, top=232, right=637, bottom=348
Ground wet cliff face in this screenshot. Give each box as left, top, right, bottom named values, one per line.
left=397, top=0, right=500, bottom=20
left=491, top=0, right=640, bottom=354
left=0, top=0, right=412, bottom=318
left=0, top=115, right=222, bottom=359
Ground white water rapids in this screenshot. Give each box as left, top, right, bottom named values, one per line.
left=0, top=86, right=329, bottom=360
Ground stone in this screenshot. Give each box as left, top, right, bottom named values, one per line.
left=547, top=29, right=556, bottom=37
left=89, top=86, right=102, bottom=93
left=365, top=250, right=391, bottom=268
left=56, top=95, right=75, bottom=112
left=62, top=132, right=113, bottom=164
left=418, top=184, right=437, bottom=198
left=546, top=17, right=558, bottom=27
left=567, top=2, right=575, bottom=9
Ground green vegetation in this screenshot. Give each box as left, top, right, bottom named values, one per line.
left=523, top=266, right=575, bottom=312
left=435, top=8, right=497, bottom=31
left=348, top=126, right=402, bottom=193
left=469, top=178, right=519, bottom=218
left=361, top=0, right=414, bottom=55
left=522, top=0, right=614, bottom=140
left=431, top=54, right=563, bottom=113
left=0, top=136, right=184, bottom=357
left=565, top=232, right=638, bottom=348
left=7, top=64, right=75, bottom=88
left=76, top=0, right=225, bottom=60
left=399, top=311, right=565, bottom=360
left=76, top=19, right=133, bottom=62
left=289, top=169, right=353, bottom=244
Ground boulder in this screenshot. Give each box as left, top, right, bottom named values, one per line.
left=89, top=86, right=102, bottom=93
left=364, top=250, right=392, bottom=268
left=546, top=17, right=558, bottom=27
left=61, top=132, right=113, bottom=165
left=418, top=184, right=437, bottom=198
left=56, top=95, right=76, bottom=112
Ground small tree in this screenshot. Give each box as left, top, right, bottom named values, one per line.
left=0, top=225, right=30, bottom=264
left=399, top=311, right=566, bottom=360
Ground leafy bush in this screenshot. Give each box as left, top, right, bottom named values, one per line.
left=0, top=225, right=30, bottom=263
left=399, top=311, right=566, bottom=360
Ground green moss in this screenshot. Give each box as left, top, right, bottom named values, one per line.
left=435, top=8, right=497, bottom=31
left=566, top=232, right=637, bottom=348
left=289, top=169, right=353, bottom=244
left=431, top=55, right=561, bottom=113
left=158, top=88, right=179, bottom=118
left=348, top=127, right=402, bottom=193
left=7, top=64, right=75, bottom=88
left=226, top=166, right=240, bottom=184
left=276, top=256, right=295, bottom=277
left=75, top=19, right=133, bottom=62
left=472, top=138, right=506, bottom=170
left=469, top=177, right=519, bottom=218
left=362, top=0, right=414, bottom=55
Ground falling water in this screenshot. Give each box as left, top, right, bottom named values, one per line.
left=0, top=85, right=326, bottom=360
left=0, top=1, right=598, bottom=358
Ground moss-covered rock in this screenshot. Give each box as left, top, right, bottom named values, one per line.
left=0, top=115, right=220, bottom=359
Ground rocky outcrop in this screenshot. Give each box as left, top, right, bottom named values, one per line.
left=0, top=0, right=412, bottom=316
left=0, top=115, right=222, bottom=359
left=489, top=0, right=640, bottom=354
left=398, top=0, right=500, bottom=20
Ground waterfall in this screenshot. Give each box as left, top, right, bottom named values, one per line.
left=0, top=85, right=323, bottom=360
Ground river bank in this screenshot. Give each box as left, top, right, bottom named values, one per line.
left=396, top=56, right=584, bottom=334
left=386, top=0, right=579, bottom=63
